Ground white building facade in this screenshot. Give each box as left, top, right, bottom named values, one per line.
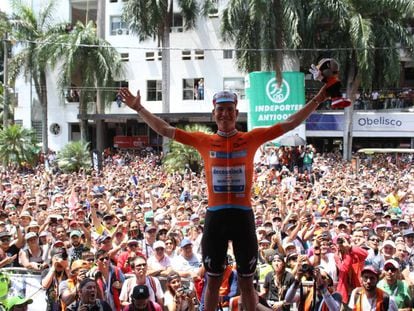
left=5, top=0, right=414, bottom=152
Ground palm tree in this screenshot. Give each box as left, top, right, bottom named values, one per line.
left=163, top=124, right=212, bottom=174
left=221, top=0, right=302, bottom=84
left=0, top=83, right=15, bottom=125
left=0, top=124, right=39, bottom=167
left=304, top=0, right=414, bottom=159
left=47, top=20, right=124, bottom=142
left=123, top=0, right=214, bottom=113
left=7, top=0, right=61, bottom=153
left=0, top=10, right=12, bottom=128
left=57, top=140, right=91, bottom=173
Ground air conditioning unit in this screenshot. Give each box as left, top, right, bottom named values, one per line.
left=117, top=28, right=129, bottom=35
left=171, top=26, right=183, bottom=33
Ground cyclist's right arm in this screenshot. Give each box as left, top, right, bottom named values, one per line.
left=119, top=88, right=175, bottom=139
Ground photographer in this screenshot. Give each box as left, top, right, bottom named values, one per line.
left=67, top=278, right=111, bottom=311
left=60, top=259, right=91, bottom=310
left=164, top=271, right=196, bottom=311
left=41, top=247, right=71, bottom=311
left=260, top=252, right=294, bottom=311
left=333, top=233, right=367, bottom=304
left=285, top=257, right=341, bottom=310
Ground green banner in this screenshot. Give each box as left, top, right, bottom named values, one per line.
left=246, top=71, right=305, bottom=130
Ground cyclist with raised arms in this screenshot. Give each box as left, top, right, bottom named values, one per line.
left=119, top=84, right=327, bottom=311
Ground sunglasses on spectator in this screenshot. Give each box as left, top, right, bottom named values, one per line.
left=0, top=237, right=11, bottom=243
left=369, top=238, right=380, bottom=242
left=98, top=256, right=109, bottom=262
left=384, top=266, right=397, bottom=272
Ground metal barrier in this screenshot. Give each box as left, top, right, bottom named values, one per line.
left=1, top=268, right=45, bottom=311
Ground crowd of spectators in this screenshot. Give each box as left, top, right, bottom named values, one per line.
left=0, top=146, right=413, bottom=310
left=307, top=88, right=414, bottom=111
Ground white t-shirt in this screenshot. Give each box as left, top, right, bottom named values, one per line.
left=119, top=276, right=164, bottom=304
left=171, top=254, right=201, bottom=273
left=147, top=255, right=171, bottom=270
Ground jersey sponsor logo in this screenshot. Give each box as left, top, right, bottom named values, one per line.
left=212, top=165, right=246, bottom=193
left=209, top=150, right=247, bottom=159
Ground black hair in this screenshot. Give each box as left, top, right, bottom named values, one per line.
left=79, top=277, right=96, bottom=290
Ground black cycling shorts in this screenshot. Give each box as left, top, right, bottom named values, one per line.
left=201, top=208, right=258, bottom=277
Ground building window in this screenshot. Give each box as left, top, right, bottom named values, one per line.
left=209, top=0, right=219, bottom=17
left=183, top=78, right=204, bottom=100
left=223, top=49, right=233, bottom=59
left=110, top=16, right=129, bottom=35
left=147, top=80, right=162, bottom=101
left=195, top=50, right=204, bottom=60
left=182, top=50, right=191, bottom=60
left=109, top=0, right=118, bottom=2
left=146, top=52, right=155, bottom=61
left=120, top=53, right=129, bottom=62
left=171, top=13, right=183, bottom=32
left=158, top=51, right=162, bottom=60
left=224, top=78, right=245, bottom=99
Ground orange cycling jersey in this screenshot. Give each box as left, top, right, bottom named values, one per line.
left=174, top=125, right=284, bottom=210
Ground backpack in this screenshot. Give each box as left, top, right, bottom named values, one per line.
left=352, top=287, right=389, bottom=311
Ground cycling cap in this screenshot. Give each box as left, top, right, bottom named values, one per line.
left=213, top=91, right=238, bottom=106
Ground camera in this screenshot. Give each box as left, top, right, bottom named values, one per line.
left=300, top=264, right=314, bottom=274
left=84, top=305, right=100, bottom=311
left=337, top=237, right=345, bottom=245
left=93, top=193, right=103, bottom=199
left=177, top=286, right=192, bottom=296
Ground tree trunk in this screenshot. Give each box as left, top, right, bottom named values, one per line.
left=3, top=36, right=9, bottom=127
left=343, top=55, right=360, bottom=161
left=95, top=0, right=106, bottom=152
left=79, top=92, right=88, bottom=142
left=161, top=7, right=171, bottom=113
left=39, top=70, right=48, bottom=153
left=273, top=0, right=284, bottom=86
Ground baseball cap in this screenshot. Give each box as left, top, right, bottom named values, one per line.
left=3, top=296, right=33, bottom=310
left=270, top=252, right=285, bottom=263
left=145, top=226, right=157, bottom=233
left=256, top=226, right=266, bottom=233
left=53, top=240, right=65, bottom=248
left=403, top=229, right=414, bottom=237
left=27, top=221, right=40, bottom=228
left=25, top=232, right=38, bottom=240
left=382, top=240, right=396, bottom=249
left=259, top=239, right=270, bottom=245
left=70, top=230, right=82, bottom=238
left=384, top=259, right=400, bottom=270
left=190, top=214, right=200, bottom=221
left=71, top=260, right=89, bottom=272
left=0, top=231, right=11, bottom=239
left=180, top=238, right=192, bottom=248
left=19, top=211, right=32, bottom=220
left=96, top=235, right=111, bottom=244
left=213, top=91, right=237, bottom=105
left=361, top=265, right=380, bottom=276
left=127, top=239, right=139, bottom=246
left=153, top=240, right=165, bottom=249
left=131, top=285, right=150, bottom=300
